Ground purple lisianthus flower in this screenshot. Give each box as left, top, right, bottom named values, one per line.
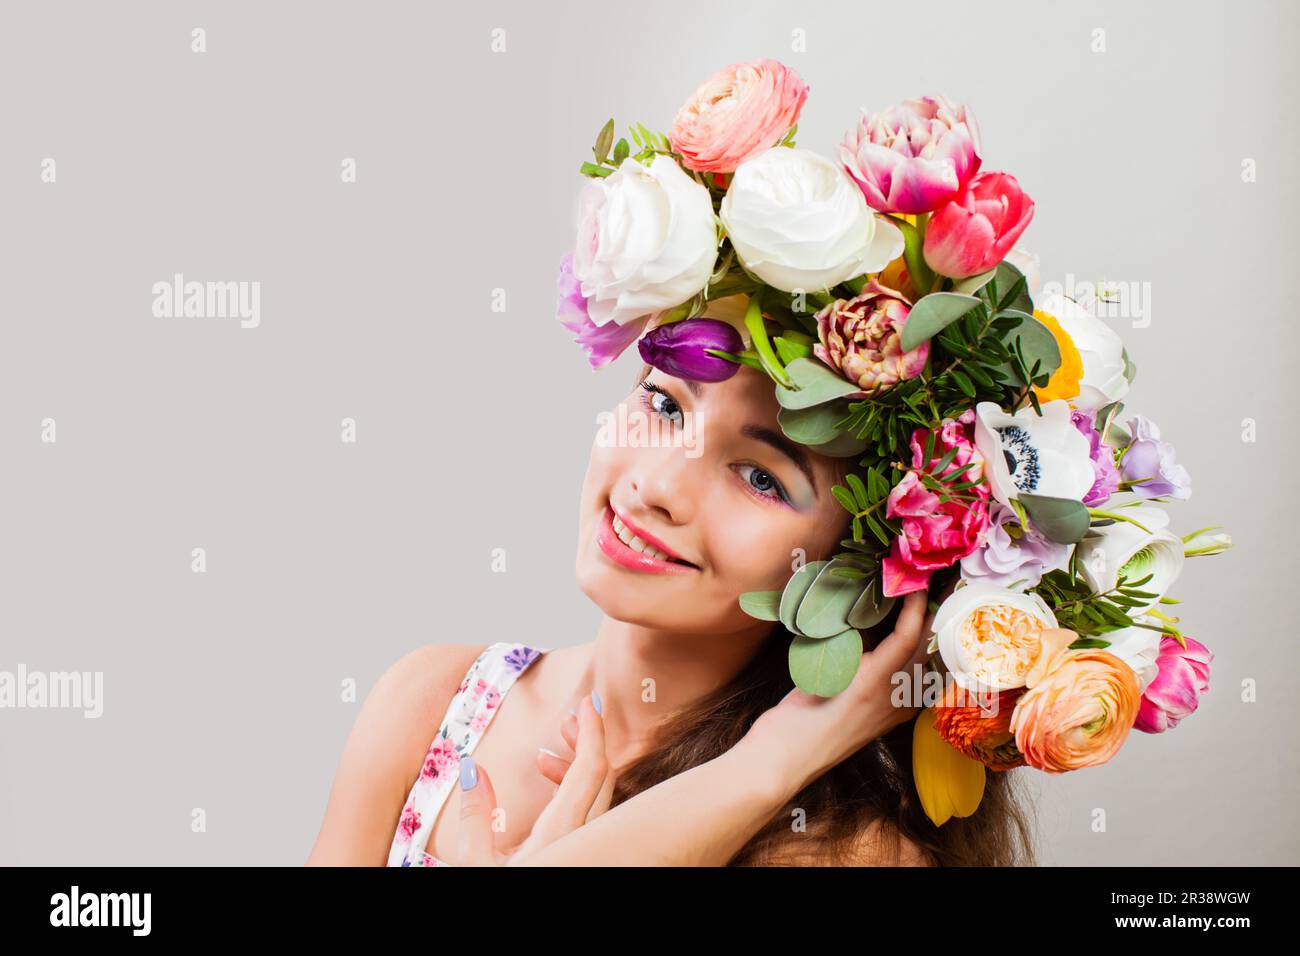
left=1120, top=415, right=1191, bottom=500
left=1070, top=408, right=1121, bottom=507
left=556, top=253, right=648, bottom=369
left=637, top=317, right=744, bottom=382
left=959, top=501, right=1072, bottom=590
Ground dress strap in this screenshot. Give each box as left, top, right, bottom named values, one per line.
left=386, top=640, right=548, bottom=867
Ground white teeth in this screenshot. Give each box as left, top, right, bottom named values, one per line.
left=611, top=511, right=677, bottom=563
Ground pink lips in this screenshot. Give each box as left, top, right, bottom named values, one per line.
left=596, top=505, right=698, bottom=575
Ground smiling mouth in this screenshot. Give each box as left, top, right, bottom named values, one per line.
left=597, top=503, right=700, bottom=573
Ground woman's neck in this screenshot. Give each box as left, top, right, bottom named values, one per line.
left=578, top=615, right=773, bottom=770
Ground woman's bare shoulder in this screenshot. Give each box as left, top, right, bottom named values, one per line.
left=368, top=643, right=492, bottom=747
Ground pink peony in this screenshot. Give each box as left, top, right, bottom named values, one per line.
left=881, top=411, right=992, bottom=597
left=1134, top=636, right=1213, bottom=733
left=669, top=59, right=809, bottom=173
left=839, top=94, right=982, bottom=214
left=923, top=171, right=1035, bottom=279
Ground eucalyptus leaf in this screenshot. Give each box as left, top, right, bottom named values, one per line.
left=847, top=577, right=895, bottom=630
left=778, top=402, right=849, bottom=446
left=774, top=357, right=862, bottom=410
left=1019, top=493, right=1091, bottom=544
left=995, top=259, right=1033, bottom=315
left=808, top=431, right=870, bottom=458
left=795, top=560, right=871, bottom=639
left=778, top=560, right=829, bottom=634
left=739, top=590, right=782, bottom=622
left=789, top=629, right=863, bottom=697
left=998, top=310, right=1060, bottom=386
left=952, top=268, right=997, bottom=296
left=899, top=293, right=982, bottom=352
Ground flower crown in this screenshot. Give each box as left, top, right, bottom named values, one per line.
left=556, top=59, right=1230, bottom=825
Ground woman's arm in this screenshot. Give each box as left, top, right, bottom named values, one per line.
left=306, top=643, right=485, bottom=865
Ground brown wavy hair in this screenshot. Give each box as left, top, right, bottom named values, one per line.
left=613, top=363, right=1037, bottom=866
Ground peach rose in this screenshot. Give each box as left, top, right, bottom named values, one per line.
left=1009, top=647, right=1141, bottom=773
left=668, top=59, right=808, bottom=173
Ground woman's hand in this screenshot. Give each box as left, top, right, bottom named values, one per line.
left=450, top=691, right=614, bottom=866
left=740, top=584, right=946, bottom=797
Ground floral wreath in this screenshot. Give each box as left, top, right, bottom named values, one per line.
left=555, top=59, right=1230, bottom=825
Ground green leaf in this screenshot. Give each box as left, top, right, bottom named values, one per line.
left=773, top=334, right=813, bottom=365
left=831, top=485, right=858, bottom=514
left=952, top=268, right=997, bottom=296
left=999, top=310, right=1061, bottom=386
left=1019, top=493, right=1091, bottom=544
left=612, top=137, right=629, bottom=165
left=739, top=590, right=782, bottom=622
left=743, top=296, right=795, bottom=388
left=796, top=561, right=872, bottom=639
left=899, top=293, right=983, bottom=352
left=845, top=473, right=870, bottom=510
left=808, top=431, right=870, bottom=458
left=847, top=577, right=895, bottom=629
left=578, top=161, right=614, bottom=178
left=593, top=118, right=615, bottom=165
left=789, top=628, right=863, bottom=697
left=995, top=259, right=1033, bottom=315
left=778, top=402, right=849, bottom=446
left=1122, top=347, right=1137, bottom=385
left=774, top=357, right=862, bottom=410
left=779, top=560, right=829, bottom=634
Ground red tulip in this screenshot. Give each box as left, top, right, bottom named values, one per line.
left=922, top=172, right=1034, bottom=279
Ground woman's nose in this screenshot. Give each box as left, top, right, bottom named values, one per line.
left=629, top=446, right=699, bottom=526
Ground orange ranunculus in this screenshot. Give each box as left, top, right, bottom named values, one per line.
left=1031, top=308, right=1083, bottom=403
left=933, top=683, right=1027, bottom=771
left=1009, top=648, right=1141, bottom=773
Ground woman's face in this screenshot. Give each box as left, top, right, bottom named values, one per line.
left=575, top=363, right=852, bottom=636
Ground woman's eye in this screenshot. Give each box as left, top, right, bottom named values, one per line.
left=736, top=464, right=790, bottom=504
left=639, top=381, right=683, bottom=426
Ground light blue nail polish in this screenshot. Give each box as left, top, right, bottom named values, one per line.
left=568, top=707, right=577, bottom=717
left=591, top=689, right=602, bottom=716
left=459, top=754, right=477, bottom=791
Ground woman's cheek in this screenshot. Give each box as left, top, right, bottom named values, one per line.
left=709, top=502, right=806, bottom=592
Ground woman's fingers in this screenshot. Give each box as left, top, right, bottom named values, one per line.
left=527, top=693, right=611, bottom=845
left=868, top=590, right=931, bottom=674
left=452, top=754, right=501, bottom=866
left=535, top=745, right=571, bottom=787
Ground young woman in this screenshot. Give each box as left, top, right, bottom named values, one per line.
left=307, top=358, right=1035, bottom=866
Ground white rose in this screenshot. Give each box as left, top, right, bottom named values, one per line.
left=1037, top=291, right=1130, bottom=410
left=928, top=581, right=1063, bottom=692
left=973, top=399, right=1095, bottom=509
left=572, top=154, right=718, bottom=327
left=1075, top=505, right=1184, bottom=614
left=1099, top=626, right=1162, bottom=691
left=719, top=147, right=903, bottom=293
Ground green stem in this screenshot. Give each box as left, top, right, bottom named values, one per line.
left=743, top=296, right=794, bottom=388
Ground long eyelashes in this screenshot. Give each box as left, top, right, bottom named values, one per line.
left=635, top=379, right=792, bottom=506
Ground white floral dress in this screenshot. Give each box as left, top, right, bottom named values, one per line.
left=386, top=641, right=549, bottom=867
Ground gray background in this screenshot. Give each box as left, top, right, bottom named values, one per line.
left=0, top=0, right=1294, bottom=865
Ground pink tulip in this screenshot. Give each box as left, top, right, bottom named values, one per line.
left=923, top=172, right=1035, bottom=279
left=1134, top=636, right=1213, bottom=733
left=838, top=94, right=982, bottom=214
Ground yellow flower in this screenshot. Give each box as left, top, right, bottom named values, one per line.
left=1031, top=308, right=1083, bottom=403
left=912, top=706, right=986, bottom=826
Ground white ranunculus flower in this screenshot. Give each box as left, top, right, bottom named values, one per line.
left=928, top=581, right=1064, bottom=692
left=1075, top=505, right=1185, bottom=613
left=1036, top=291, right=1130, bottom=410
left=1099, top=626, right=1162, bottom=691
left=719, top=147, right=903, bottom=293
left=572, top=154, right=718, bottom=327
left=973, top=399, right=1095, bottom=509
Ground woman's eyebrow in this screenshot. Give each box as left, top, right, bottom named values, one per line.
left=740, top=424, right=818, bottom=497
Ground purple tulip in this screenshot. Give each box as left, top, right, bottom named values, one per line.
left=636, top=318, right=743, bottom=382
left=1120, top=415, right=1192, bottom=500
left=556, top=253, right=647, bottom=369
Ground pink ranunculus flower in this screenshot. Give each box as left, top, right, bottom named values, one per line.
left=923, top=171, right=1035, bottom=279
left=838, top=94, right=982, bottom=214
left=813, top=280, right=928, bottom=396
left=556, top=253, right=648, bottom=369
left=668, top=59, right=809, bottom=174
left=1135, top=636, right=1213, bottom=733
left=881, top=411, right=992, bottom=597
